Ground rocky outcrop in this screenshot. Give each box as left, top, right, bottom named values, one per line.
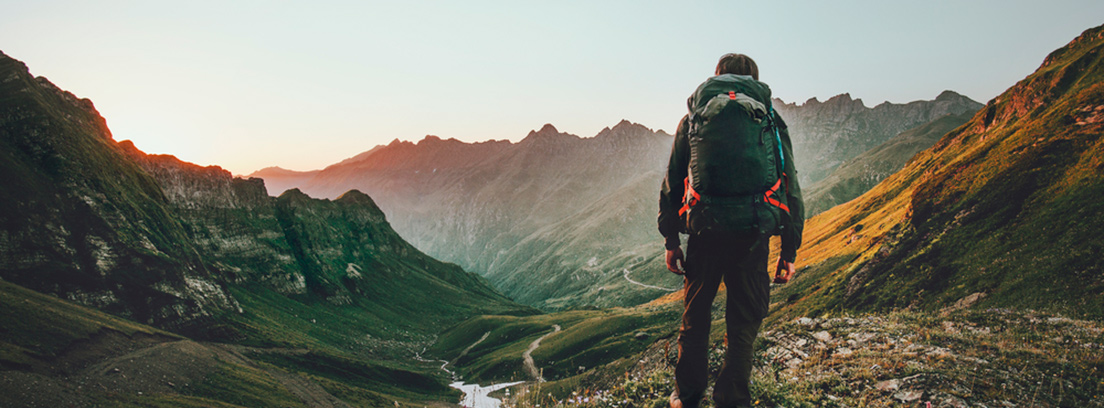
left=0, top=50, right=237, bottom=329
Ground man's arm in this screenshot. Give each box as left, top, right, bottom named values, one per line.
left=658, top=116, right=691, bottom=249
left=659, top=116, right=691, bottom=274
left=775, top=113, right=804, bottom=264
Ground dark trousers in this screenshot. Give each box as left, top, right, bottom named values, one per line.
left=675, top=232, right=770, bottom=408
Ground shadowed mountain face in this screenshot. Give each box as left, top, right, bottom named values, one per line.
left=0, top=49, right=529, bottom=337
left=775, top=90, right=983, bottom=187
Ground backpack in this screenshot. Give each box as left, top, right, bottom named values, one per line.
left=678, top=74, right=791, bottom=236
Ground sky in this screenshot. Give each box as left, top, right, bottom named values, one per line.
left=2, top=1, right=1102, bottom=175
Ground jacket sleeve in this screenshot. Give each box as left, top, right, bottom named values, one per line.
left=776, top=112, right=805, bottom=263
left=658, top=115, right=691, bottom=250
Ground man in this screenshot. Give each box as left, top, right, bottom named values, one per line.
left=658, top=53, right=804, bottom=408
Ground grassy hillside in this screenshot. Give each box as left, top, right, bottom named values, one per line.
left=0, top=279, right=469, bottom=407
left=428, top=303, right=682, bottom=388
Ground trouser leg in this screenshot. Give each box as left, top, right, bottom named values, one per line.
left=712, top=320, right=761, bottom=407
left=713, top=235, right=770, bottom=408
left=674, top=234, right=724, bottom=408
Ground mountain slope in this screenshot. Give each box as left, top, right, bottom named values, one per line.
left=770, top=24, right=1104, bottom=320
left=804, top=110, right=976, bottom=215
left=0, top=51, right=236, bottom=328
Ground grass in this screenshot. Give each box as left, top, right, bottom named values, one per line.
left=0, top=279, right=178, bottom=369
left=246, top=349, right=456, bottom=401
left=430, top=304, right=682, bottom=385
left=187, top=362, right=307, bottom=408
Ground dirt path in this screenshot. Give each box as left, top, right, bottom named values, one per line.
left=455, top=331, right=491, bottom=364
left=622, top=268, right=679, bottom=292
left=415, top=331, right=491, bottom=380
left=522, top=325, right=561, bottom=382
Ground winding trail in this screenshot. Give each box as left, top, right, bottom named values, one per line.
left=456, top=331, right=491, bottom=364
left=622, top=268, right=679, bottom=292
left=522, top=325, right=561, bottom=382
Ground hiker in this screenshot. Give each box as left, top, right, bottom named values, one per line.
left=657, top=53, right=804, bottom=408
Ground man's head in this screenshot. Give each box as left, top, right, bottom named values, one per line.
left=715, top=53, right=758, bottom=80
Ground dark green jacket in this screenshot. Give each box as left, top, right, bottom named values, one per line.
left=658, top=112, right=805, bottom=262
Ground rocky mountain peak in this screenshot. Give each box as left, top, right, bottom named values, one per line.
left=520, top=123, right=580, bottom=147
left=594, top=119, right=656, bottom=141
left=278, top=188, right=312, bottom=202
left=528, top=123, right=560, bottom=138
left=826, top=93, right=861, bottom=105
left=935, top=90, right=966, bottom=102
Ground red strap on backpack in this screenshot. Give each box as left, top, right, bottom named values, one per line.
left=764, top=177, right=790, bottom=213
left=678, top=177, right=700, bottom=217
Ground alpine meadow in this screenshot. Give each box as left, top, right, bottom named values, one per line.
left=2, top=15, right=1104, bottom=408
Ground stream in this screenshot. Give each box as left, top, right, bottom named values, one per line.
left=450, top=381, right=525, bottom=408
left=416, top=337, right=526, bottom=408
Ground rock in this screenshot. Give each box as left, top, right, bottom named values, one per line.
left=875, top=379, right=899, bottom=391
left=796, top=317, right=815, bottom=326
left=893, top=389, right=923, bottom=402
left=834, top=347, right=853, bottom=357
left=847, top=331, right=876, bottom=343
left=634, top=332, right=648, bottom=340
left=936, top=395, right=968, bottom=408
left=813, top=331, right=833, bottom=342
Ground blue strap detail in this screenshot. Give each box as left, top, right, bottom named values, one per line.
left=770, top=106, right=784, bottom=169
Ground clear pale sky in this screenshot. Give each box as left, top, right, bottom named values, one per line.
left=2, top=1, right=1102, bottom=175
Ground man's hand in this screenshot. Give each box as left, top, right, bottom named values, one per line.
left=665, top=247, right=686, bottom=275
left=774, top=257, right=796, bottom=284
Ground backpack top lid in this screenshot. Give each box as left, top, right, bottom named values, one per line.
left=687, top=74, right=772, bottom=114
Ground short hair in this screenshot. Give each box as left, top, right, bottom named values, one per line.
left=715, top=53, right=759, bottom=80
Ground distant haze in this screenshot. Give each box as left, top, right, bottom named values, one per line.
left=2, top=1, right=1102, bottom=175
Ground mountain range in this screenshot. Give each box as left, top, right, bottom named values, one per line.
left=252, top=92, right=981, bottom=310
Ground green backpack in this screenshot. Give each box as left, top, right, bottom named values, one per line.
left=678, top=74, right=791, bottom=235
